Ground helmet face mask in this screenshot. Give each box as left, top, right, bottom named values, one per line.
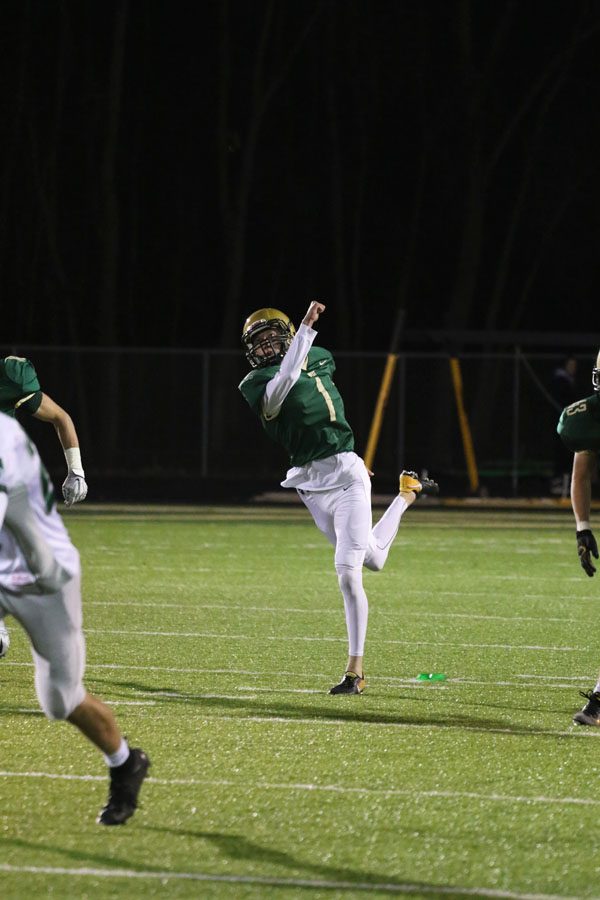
left=242, top=308, right=296, bottom=369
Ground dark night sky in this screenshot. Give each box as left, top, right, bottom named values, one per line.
left=2, top=0, right=600, bottom=352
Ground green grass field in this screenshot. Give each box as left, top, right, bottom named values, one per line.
left=1, top=504, right=599, bottom=899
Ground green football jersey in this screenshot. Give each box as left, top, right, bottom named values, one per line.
left=557, top=393, right=600, bottom=452
left=0, top=357, right=43, bottom=417
left=239, top=346, right=354, bottom=466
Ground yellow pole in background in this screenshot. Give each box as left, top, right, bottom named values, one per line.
left=364, top=308, right=406, bottom=473
left=449, top=357, right=479, bottom=493
left=364, top=353, right=398, bottom=472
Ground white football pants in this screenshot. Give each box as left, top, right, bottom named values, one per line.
left=0, top=575, right=86, bottom=719
left=298, top=462, right=409, bottom=656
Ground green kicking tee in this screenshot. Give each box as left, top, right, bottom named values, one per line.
left=0, top=357, right=43, bottom=417
left=239, top=346, right=354, bottom=466
left=557, top=393, right=600, bottom=452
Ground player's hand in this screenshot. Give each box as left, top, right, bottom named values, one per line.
left=63, top=472, right=88, bottom=506
left=577, top=529, right=598, bottom=577
left=302, top=301, right=326, bottom=328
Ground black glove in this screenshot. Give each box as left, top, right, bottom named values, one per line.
left=577, top=529, right=599, bottom=577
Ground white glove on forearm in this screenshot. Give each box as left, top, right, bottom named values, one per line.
left=63, top=447, right=88, bottom=506
left=62, top=472, right=88, bottom=506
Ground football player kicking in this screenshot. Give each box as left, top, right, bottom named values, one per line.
left=239, top=301, right=438, bottom=694
left=557, top=349, right=600, bottom=725
left=0, top=355, right=88, bottom=660
left=0, top=412, right=150, bottom=824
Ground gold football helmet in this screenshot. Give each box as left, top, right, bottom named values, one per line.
left=241, top=307, right=296, bottom=369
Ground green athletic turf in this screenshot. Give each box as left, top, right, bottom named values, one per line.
left=1, top=505, right=598, bottom=899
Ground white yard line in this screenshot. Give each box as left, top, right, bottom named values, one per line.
left=203, top=713, right=593, bottom=737
left=84, top=565, right=583, bottom=581
left=1, top=704, right=594, bottom=735
left=0, top=864, right=587, bottom=898
left=3, top=660, right=590, bottom=688
left=83, top=599, right=589, bottom=624
left=1, top=771, right=599, bottom=808
left=82, top=628, right=582, bottom=652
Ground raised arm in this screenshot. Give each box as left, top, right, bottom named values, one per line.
left=262, top=301, right=326, bottom=420
left=302, top=301, right=326, bottom=329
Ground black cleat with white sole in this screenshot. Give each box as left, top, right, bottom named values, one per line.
left=97, top=748, right=150, bottom=825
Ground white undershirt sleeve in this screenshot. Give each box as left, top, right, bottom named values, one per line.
left=261, top=324, right=317, bottom=420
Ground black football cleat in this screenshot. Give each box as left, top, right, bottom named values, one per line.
left=97, top=748, right=150, bottom=825
left=329, top=671, right=366, bottom=695
left=399, top=470, right=439, bottom=499
left=573, top=690, right=600, bottom=726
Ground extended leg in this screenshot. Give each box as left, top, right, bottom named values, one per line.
left=364, top=471, right=438, bottom=571
left=364, top=493, right=412, bottom=571
left=9, top=578, right=150, bottom=826
left=68, top=692, right=123, bottom=755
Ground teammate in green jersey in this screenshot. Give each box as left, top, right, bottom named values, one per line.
left=557, top=349, right=600, bottom=724
left=239, top=301, right=438, bottom=694
left=0, top=356, right=88, bottom=660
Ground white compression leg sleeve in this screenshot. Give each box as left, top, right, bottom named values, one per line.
left=363, top=494, right=409, bottom=571
left=336, top=566, right=369, bottom=657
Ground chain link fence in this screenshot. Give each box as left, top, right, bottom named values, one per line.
left=1, top=345, right=590, bottom=500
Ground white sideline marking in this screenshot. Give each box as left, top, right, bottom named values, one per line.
left=238, top=686, right=325, bottom=694
left=121, top=692, right=257, bottom=702
left=5, top=695, right=254, bottom=714
left=517, top=674, right=588, bottom=682
left=84, top=628, right=580, bottom=652
left=89, top=564, right=213, bottom=572
left=235, top=684, right=448, bottom=694
left=3, top=660, right=590, bottom=689
left=106, top=701, right=158, bottom=706
left=85, top=566, right=586, bottom=582
left=84, top=599, right=588, bottom=624
left=0, top=771, right=105, bottom=781
left=2, top=706, right=594, bottom=737
left=449, top=679, right=580, bottom=690
left=173, top=713, right=598, bottom=739
left=1, top=771, right=599, bottom=810
left=0, top=865, right=584, bottom=899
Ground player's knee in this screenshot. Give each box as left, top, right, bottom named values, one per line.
left=38, top=681, right=85, bottom=721
left=39, top=689, right=71, bottom=720
left=336, top=566, right=364, bottom=599
left=363, top=552, right=383, bottom=572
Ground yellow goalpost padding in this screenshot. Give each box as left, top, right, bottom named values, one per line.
left=364, top=353, right=399, bottom=472
left=449, top=357, right=479, bottom=494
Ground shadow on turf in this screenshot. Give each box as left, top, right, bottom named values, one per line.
left=142, top=825, right=433, bottom=891
left=2, top=835, right=164, bottom=874
left=87, top=676, right=589, bottom=737
left=3, top=832, right=442, bottom=894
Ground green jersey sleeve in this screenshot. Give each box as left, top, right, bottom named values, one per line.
left=0, top=357, right=43, bottom=416
left=557, top=393, right=600, bottom=452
